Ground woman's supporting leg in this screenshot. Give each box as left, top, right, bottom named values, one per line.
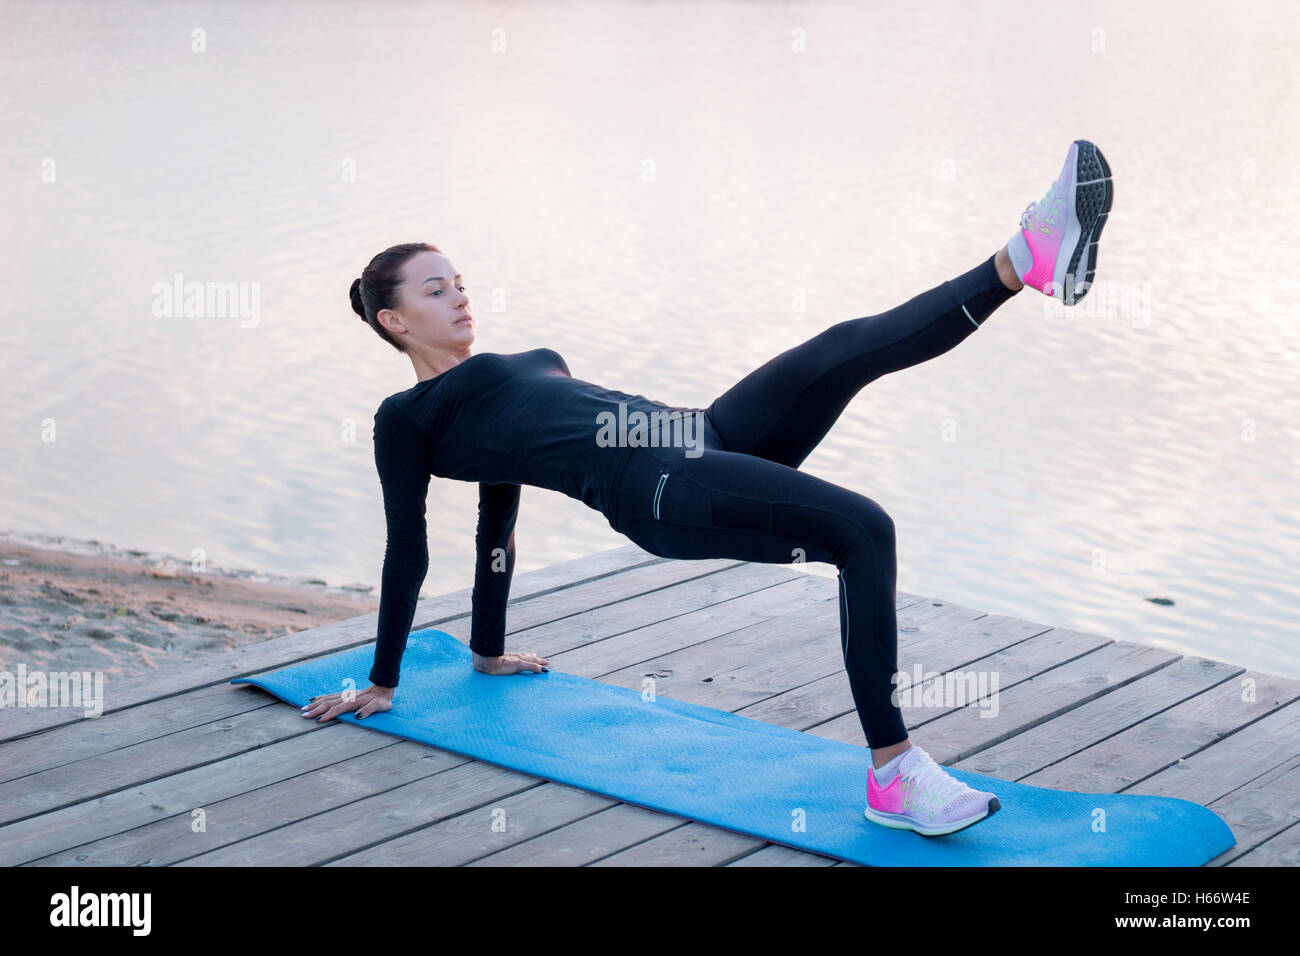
left=613, top=445, right=910, bottom=751
left=704, top=252, right=1020, bottom=469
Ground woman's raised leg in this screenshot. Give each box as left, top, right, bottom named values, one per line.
left=704, top=252, right=1020, bottom=469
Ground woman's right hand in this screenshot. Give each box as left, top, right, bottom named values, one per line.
left=301, top=684, right=394, bottom=722
left=472, top=649, right=550, bottom=675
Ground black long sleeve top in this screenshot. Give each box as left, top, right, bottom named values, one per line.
left=368, top=347, right=693, bottom=688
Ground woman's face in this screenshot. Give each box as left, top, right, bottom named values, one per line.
left=382, top=250, right=475, bottom=349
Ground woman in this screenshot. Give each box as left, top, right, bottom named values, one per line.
left=303, top=139, right=1113, bottom=837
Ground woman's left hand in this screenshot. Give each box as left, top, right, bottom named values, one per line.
left=301, top=684, right=394, bottom=722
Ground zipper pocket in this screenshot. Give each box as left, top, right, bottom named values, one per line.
left=653, top=471, right=668, bottom=519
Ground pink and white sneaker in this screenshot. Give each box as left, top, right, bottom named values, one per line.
left=1007, top=139, right=1113, bottom=304
left=865, top=744, right=1001, bottom=836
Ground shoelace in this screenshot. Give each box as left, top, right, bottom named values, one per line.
left=1019, top=200, right=1039, bottom=231
left=900, top=747, right=968, bottom=814
left=1021, top=180, right=1064, bottom=232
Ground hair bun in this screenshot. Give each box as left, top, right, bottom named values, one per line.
left=349, top=277, right=367, bottom=320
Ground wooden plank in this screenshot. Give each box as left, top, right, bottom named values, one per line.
left=22, top=738, right=456, bottom=866
left=465, top=804, right=688, bottom=866
left=0, top=703, right=329, bottom=827
left=807, top=615, right=1085, bottom=745
left=0, top=543, right=664, bottom=742
left=0, top=682, right=275, bottom=784
left=940, top=655, right=1241, bottom=777
left=1016, top=669, right=1299, bottom=793
left=731, top=605, right=1034, bottom=732
left=872, top=621, right=1114, bottom=728
left=1203, top=755, right=1300, bottom=865
left=506, top=563, right=822, bottom=666
left=592, top=595, right=982, bottom=716
left=1123, top=700, right=1300, bottom=806
left=0, top=613, right=374, bottom=742
left=177, top=762, right=550, bottom=865
left=1226, top=819, right=1300, bottom=866
left=0, top=721, right=391, bottom=865
left=550, top=571, right=838, bottom=678
left=588, top=821, right=761, bottom=866
left=432, top=555, right=745, bottom=648
left=320, top=782, right=616, bottom=866
left=726, top=845, right=838, bottom=866
left=581, top=598, right=841, bottom=707
left=834, top=641, right=1181, bottom=766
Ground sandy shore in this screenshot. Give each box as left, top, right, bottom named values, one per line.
left=0, top=529, right=380, bottom=682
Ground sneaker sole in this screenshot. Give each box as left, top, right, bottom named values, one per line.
left=864, top=796, right=1002, bottom=837
left=1059, top=139, right=1113, bottom=304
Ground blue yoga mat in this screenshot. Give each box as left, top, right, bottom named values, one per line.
left=231, top=628, right=1235, bottom=865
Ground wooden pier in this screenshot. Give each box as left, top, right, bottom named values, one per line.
left=2, top=543, right=1297, bottom=866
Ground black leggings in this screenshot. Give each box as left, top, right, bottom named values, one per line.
left=608, top=253, right=1019, bottom=750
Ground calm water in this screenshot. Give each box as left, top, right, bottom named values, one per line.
left=3, top=0, right=1298, bottom=678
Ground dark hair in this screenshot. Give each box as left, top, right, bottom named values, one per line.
left=350, top=242, right=442, bottom=353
